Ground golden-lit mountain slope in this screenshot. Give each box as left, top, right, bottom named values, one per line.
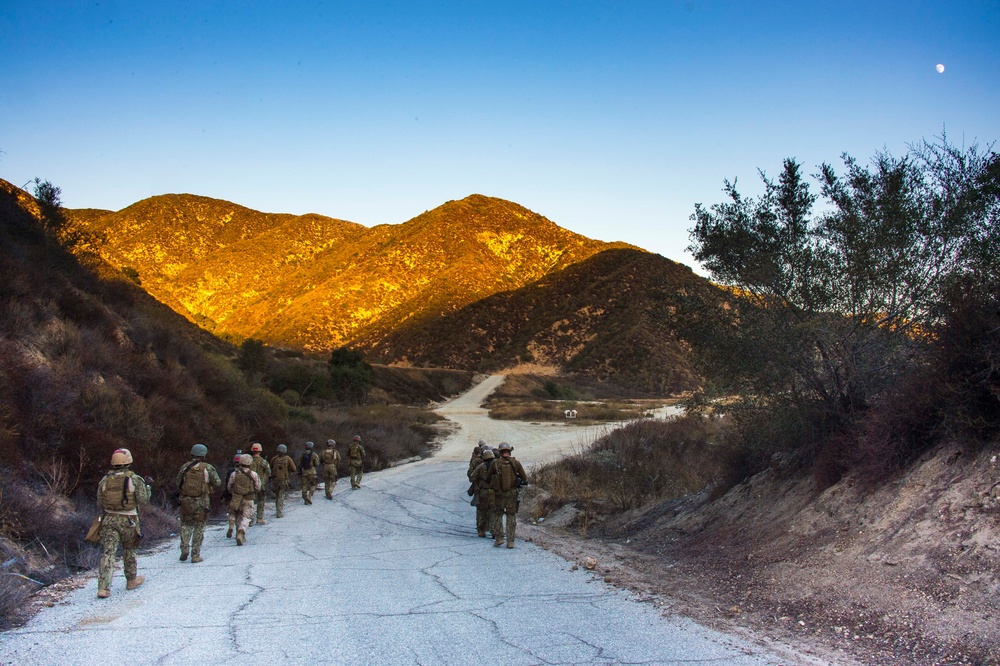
left=69, top=194, right=632, bottom=351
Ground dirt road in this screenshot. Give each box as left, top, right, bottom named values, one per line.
left=0, top=375, right=791, bottom=666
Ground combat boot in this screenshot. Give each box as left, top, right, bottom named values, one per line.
left=97, top=589, right=110, bottom=599
left=226, top=526, right=233, bottom=538
left=506, top=540, right=514, bottom=549
left=477, top=529, right=486, bottom=538
left=256, top=518, right=266, bottom=525
left=180, top=549, right=189, bottom=561
left=493, top=537, right=504, bottom=548
left=126, top=575, right=145, bottom=591
left=236, top=530, right=246, bottom=546
left=191, top=554, right=203, bottom=563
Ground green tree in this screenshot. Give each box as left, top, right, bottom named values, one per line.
left=237, top=338, right=269, bottom=376
left=687, top=138, right=997, bottom=454
left=328, top=347, right=374, bottom=405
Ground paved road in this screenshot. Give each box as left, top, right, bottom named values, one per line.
left=0, top=376, right=788, bottom=666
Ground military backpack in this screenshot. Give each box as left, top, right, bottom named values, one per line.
left=272, top=455, right=290, bottom=481
left=321, top=448, right=339, bottom=465
left=300, top=451, right=315, bottom=472
left=230, top=468, right=254, bottom=497
left=179, top=461, right=208, bottom=497
left=349, top=443, right=363, bottom=461
left=101, top=472, right=137, bottom=511
left=494, top=458, right=516, bottom=492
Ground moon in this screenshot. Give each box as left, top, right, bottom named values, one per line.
left=936, top=63, right=945, bottom=73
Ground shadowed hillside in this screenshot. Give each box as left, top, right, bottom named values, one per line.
left=361, top=249, right=724, bottom=394
left=68, top=194, right=633, bottom=351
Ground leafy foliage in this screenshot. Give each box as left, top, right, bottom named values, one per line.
left=688, top=137, right=1000, bottom=479
left=328, top=347, right=374, bottom=404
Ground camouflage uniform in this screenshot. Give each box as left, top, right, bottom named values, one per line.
left=469, top=454, right=495, bottom=538
left=349, top=440, right=366, bottom=489
left=467, top=449, right=483, bottom=479
left=175, top=459, right=221, bottom=561
left=227, top=465, right=261, bottom=545
left=269, top=453, right=297, bottom=517
left=97, top=469, right=151, bottom=594
left=250, top=453, right=272, bottom=524
left=321, top=445, right=341, bottom=499
left=299, top=450, right=320, bottom=504
left=486, top=452, right=528, bottom=548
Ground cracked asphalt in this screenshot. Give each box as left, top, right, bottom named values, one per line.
left=0, top=376, right=790, bottom=666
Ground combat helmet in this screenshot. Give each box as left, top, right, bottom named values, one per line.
left=305, top=441, right=314, bottom=450
left=239, top=454, right=253, bottom=467
left=111, top=448, right=133, bottom=466
left=190, top=444, right=208, bottom=458
left=277, top=444, right=287, bottom=454
left=353, top=435, right=361, bottom=442
left=482, top=449, right=495, bottom=460
left=498, top=442, right=513, bottom=453
left=250, top=442, right=263, bottom=453
left=326, top=439, right=336, bottom=447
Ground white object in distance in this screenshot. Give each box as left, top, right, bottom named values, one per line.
left=935, top=63, right=945, bottom=73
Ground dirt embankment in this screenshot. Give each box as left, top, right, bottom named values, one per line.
left=523, top=443, right=1000, bottom=665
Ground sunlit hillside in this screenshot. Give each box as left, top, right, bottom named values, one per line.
left=68, top=194, right=634, bottom=352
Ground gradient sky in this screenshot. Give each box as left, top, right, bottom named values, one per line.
left=2, top=2, right=998, bottom=269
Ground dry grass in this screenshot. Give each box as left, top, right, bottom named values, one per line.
left=487, top=398, right=654, bottom=423
left=533, top=415, right=732, bottom=512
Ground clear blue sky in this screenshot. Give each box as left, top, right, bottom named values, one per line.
left=2, top=2, right=997, bottom=269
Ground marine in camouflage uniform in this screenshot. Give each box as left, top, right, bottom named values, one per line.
left=96, top=448, right=151, bottom=598
left=349, top=436, right=366, bottom=489
left=486, top=442, right=528, bottom=548
left=249, top=443, right=272, bottom=525
left=321, top=439, right=341, bottom=499
left=469, top=448, right=496, bottom=538
left=299, top=442, right=320, bottom=504
left=467, top=440, right=485, bottom=479
left=175, top=444, right=221, bottom=563
left=227, top=454, right=261, bottom=545
left=269, top=444, right=297, bottom=517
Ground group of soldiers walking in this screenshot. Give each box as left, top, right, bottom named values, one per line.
left=467, top=440, right=529, bottom=548
left=94, top=436, right=366, bottom=598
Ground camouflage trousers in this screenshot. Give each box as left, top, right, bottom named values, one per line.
left=273, top=481, right=289, bottom=517
left=301, top=472, right=318, bottom=503
left=350, top=462, right=363, bottom=488
left=179, top=516, right=207, bottom=556
left=228, top=499, right=255, bottom=535
left=493, top=490, right=519, bottom=544
left=323, top=466, right=338, bottom=498
left=255, top=486, right=269, bottom=522
left=98, top=513, right=141, bottom=591
left=477, top=490, right=495, bottom=537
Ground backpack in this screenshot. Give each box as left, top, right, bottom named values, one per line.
left=272, top=455, right=289, bottom=481
left=300, top=451, right=314, bottom=472
left=495, top=459, right=515, bottom=492
left=179, top=461, right=208, bottom=498
left=349, top=443, right=363, bottom=461
left=322, top=448, right=339, bottom=465
left=101, top=472, right=136, bottom=511
left=230, top=469, right=254, bottom=497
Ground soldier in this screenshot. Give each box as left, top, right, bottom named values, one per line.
left=321, top=439, right=341, bottom=499
left=226, top=454, right=260, bottom=546
left=467, top=441, right=484, bottom=480
left=269, top=444, right=296, bottom=517
left=348, top=435, right=366, bottom=489
left=221, top=452, right=242, bottom=538
left=469, top=448, right=496, bottom=538
left=299, top=441, right=320, bottom=504
left=96, top=448, right=151, bottom=598
left=248, top=443, right=271, bottom=525
left=486, top=442, right=529, bottom=548
left=175, top=444, right=221, bottom=563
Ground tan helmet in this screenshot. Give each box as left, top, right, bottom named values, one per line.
left=239, top=454, right=252, bottom=467
left=482, top=449, right=495, bottom=460
left=478, top=439, right=487, bottom=447
left=327, top=439, right=336, bottom=447
left=250, top=442, right=263, bottom=453
left=111, top=448, right=133, bottom=466
left=353, top=435, right=361, bottom=442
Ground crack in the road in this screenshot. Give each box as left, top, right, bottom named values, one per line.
left=227, top=563, right=265, bottom=656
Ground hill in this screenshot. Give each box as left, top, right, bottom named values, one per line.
left=68, top=194, right=633, bottom=352
left=360, top=249, right=722, bottom=395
